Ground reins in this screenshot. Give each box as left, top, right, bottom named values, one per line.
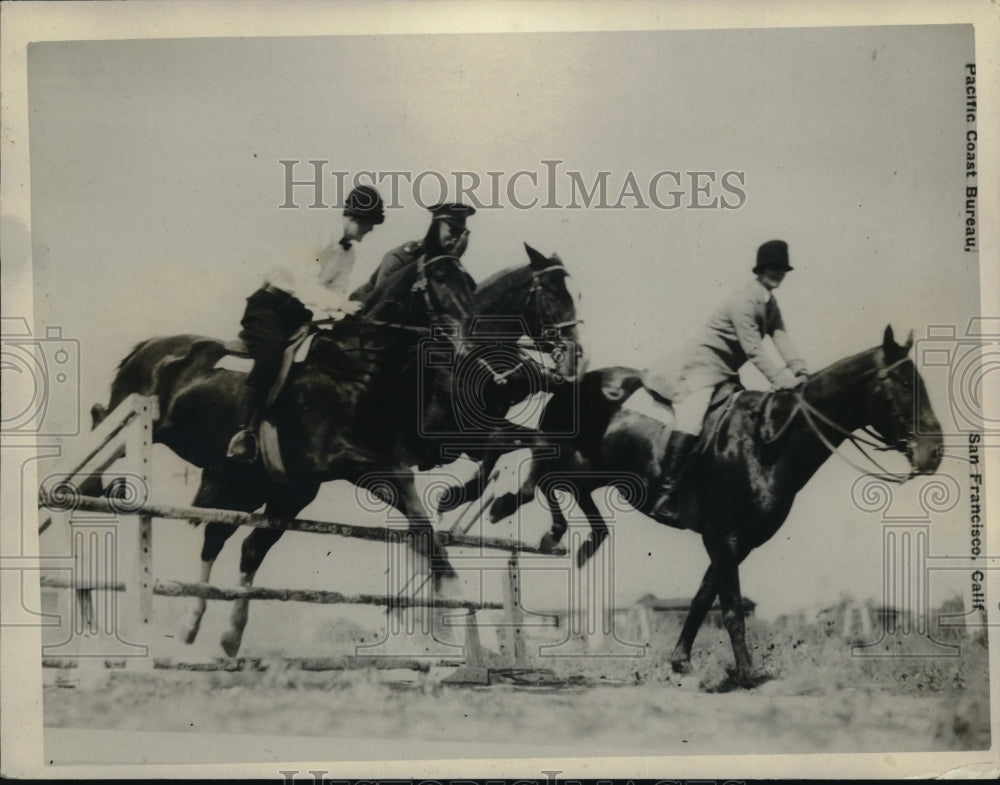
left=763, top=355, right=919, bottom=483
left=474, top=263, right=583, bottom=385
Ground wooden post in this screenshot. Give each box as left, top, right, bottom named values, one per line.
left=120, top=396, right=157, bottom=669
left=500, top=553, right=527, bottom=667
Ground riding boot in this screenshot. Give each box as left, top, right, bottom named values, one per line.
left=648, top=431, right=700, bottom=524
left=226, top=385, right=261, bottom=463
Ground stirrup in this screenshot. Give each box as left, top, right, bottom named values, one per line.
left=649, top=483, right=681, bottom=523
left=226, top=430, right=259, bottom=463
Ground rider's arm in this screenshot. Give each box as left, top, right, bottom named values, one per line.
left=769, top=307, right=807, bottom=376
left=262, top=266, right=297, bottom=295
left=372, top=249, right=409, bottom=289
left=729, top=295, right=792, bottom=386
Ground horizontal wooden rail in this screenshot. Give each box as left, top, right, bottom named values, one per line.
left=40, top=575, right=504, bottom=611
left=155, top=580, right=504, bottom=611
left=38, top=494, right=566, bottom=556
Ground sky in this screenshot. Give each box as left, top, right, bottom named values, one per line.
left=19, top=25, right=986, bottom=625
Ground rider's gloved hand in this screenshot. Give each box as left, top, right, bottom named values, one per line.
left=773, top=368, right=801, bottom=390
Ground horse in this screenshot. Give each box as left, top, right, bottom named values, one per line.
left=434, top=242, right=584, bottom=515
left=486, top=326, right=943, bottom=688
left=82, top=254, right=476, bottom=656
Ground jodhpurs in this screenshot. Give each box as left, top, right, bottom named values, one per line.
left=672, top=386, right=714, bottom=435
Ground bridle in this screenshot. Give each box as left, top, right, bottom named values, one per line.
left=317, top=254, right=470, bottom=335
left=765, top=354, right=920, bottom=483
left=476, top=263, right=584, bottom=385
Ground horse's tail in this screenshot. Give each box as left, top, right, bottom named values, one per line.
left=105, top=338, right=160, bottom=412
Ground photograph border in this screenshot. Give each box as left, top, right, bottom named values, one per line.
left=2, top=0, right=998, bottom=779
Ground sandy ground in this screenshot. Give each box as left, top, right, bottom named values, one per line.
left=40, top=601, right=991, bottom=765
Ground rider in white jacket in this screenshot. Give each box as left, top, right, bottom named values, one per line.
left=227, top=185, right=385, bottom=463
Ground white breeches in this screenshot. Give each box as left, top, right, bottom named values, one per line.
left=672, top=386, right=713, bottom=435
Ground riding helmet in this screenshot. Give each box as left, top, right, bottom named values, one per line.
left=344, top=185, right=385, bottom=225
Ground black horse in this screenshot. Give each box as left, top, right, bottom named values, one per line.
left=488, top=327, right=943, bottom=687
left=434, top=242, right=584, bottom=515
left=86, top=254, right=476, bottom=656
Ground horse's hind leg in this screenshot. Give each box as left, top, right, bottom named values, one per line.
left=669, top=563, right=717, bottom=673
left=183, top=522, right=240, bottom=644
left=220, top=483, right=319, bottom=658
left=182, top=467, right=265, bottom=645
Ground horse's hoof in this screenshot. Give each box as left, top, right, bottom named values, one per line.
left=538, top=533, right=560, bottom=554
left=668, top=656, right=692, bottom=674
left=704, top=666, right=766, bottom=692
left=220, top=631, right=242, bottom=658
left=489, top=493, right=516, bottom=523
left=575, top=539, right=597, bottom=568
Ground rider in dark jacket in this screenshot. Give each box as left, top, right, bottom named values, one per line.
left=350, top=202, right=475, bottom=307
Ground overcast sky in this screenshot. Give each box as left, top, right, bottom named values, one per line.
left=23, top=25, right=983, bottom=623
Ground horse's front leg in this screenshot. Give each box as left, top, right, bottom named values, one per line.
left=668, top=563, right=717, bottom=673
left=537, top=477, right=570, bottom=554
left=713, top=539, right=755, bottom=687
left=370, top=469, right=457, bottom=590
left=437, top=451, right=501, bottom=515
left=488, top=467, right=536, bottom=524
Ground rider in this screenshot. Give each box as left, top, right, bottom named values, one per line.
left=349, top=202, right=476, bottom=306
left=226, top=185, right=386, bottom=462
left=647, top=239, right=809, bottom=522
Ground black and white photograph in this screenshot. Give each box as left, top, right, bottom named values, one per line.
left=2, top=1, right=998, bottom=779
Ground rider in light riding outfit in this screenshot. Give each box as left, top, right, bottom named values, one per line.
left=227, top=185, right=386, bottom=463
left=647, top=239, right=809, bottom=522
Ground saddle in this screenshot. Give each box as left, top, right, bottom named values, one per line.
left=215, top=327, right=314, bottom=482
left=217, top=325, right=314, bottom=409
left=618, top=374, right=743, bottom=449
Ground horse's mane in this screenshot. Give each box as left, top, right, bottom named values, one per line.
left=802, top=344, right=897, bottom=392
left=364, top=255, right=420, bottom=305
left=478, top=264, right=532, bottom=292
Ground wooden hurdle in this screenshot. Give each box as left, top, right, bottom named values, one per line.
left=38, top=394, right=564, bottom=683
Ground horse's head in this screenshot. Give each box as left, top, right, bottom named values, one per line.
left=364, top=253, right=476, bottom=350
left=865, top=325, right=942, bottom=474
left=521, top=243, right=586, bottom=381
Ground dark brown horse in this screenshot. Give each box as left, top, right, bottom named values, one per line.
left=488, top=327, right=943, bottom=687
left=86, top=254, right=476, bottom=656
left=434, top=242, right=584, bottom=514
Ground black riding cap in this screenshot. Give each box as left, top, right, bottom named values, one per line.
left=753, top=239, right=793, bottom=273
left=428, top=202, right=477, bottom=229
left=344, top=185, right=385, bottom=224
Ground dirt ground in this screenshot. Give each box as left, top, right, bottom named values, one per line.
left=41, top=605, right=991, bottom=763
